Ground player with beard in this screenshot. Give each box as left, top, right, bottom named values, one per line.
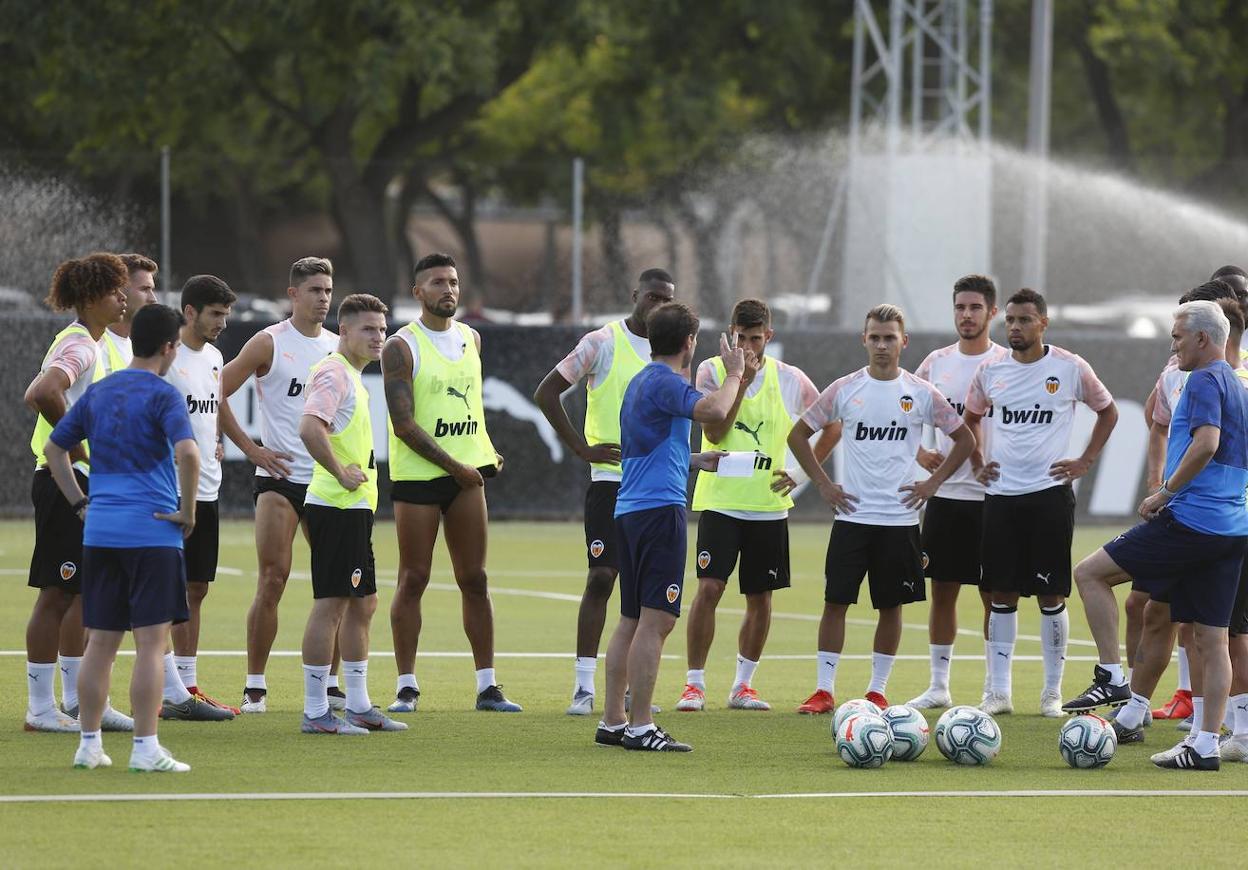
left=99, top=254, right=158, bottom=375
left=382, top=253, right=518, bottom=713
left=907, top=275, right=1007, bottom=709
left=218, top=257, right=339, bottom=713
left=159, top=275, right=238, bottom=720
left=23, top=254, right=130, bottom=733
left=533, top=268, right=676, bottom=716
left=964, top=288, right=1118, bottom=718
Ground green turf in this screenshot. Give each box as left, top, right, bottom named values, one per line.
left=2, top=520, right=1246, bottom=866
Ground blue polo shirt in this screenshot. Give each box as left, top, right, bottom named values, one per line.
left=615, top=362, right=702, bottom=517
left=50, top=369, right=195, bottom=549
left=1165, top=360, right=1248, bottom=536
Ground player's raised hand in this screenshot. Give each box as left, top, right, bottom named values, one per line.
left=916, top=447, right=945, bottom=473
left=974, top=461, right=1000, bottom=486
left=1049, top=457, right=1092, bottom=482
left=740, top=349, right=762, bottom=388
left=579, top=442, right=621, bottom=465
left=247, top=444, right=294, bottom=479
left=816, top=480, right=859, bottom=514
left=719, top=332, right=745, bottom=379
left=336, top=463, right=368, bottom=492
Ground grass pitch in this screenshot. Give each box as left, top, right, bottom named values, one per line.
left=2, top=519, right=1247, bottom=867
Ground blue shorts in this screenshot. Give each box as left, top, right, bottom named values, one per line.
left=616, top=505, right=687, bottom=619
left=1104, top=510, right=1247, bottom=628
left=81, top=546, right=189, bottom=632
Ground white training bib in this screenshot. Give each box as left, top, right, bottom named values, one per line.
left=253, top=319, right=338, bottom=484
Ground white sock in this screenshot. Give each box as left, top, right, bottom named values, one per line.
left=983, top=641, right=991, bottom=695
left=78, top=729, right=102, bottom=754
left=687, top=668, right=707, bottom=690
left=1116, top=692, right=1149, bottom=730
left=59, top=655, right=82, bottom=710
left=987, top=606, right=1017, bottom=695
left=343, top=659, right=370, bottom=713
left=475, top=668, right=496, bottom=694
left=27, top=661, right=56, bottom=715
left=1040, top=604, right=1068, bottom=693
left=245, top=674, right=267, bottom=692
left=1101, top=662, right=1126, bottom=686
left=734, top=655, right=759, bottom=690
left=597, top=719, right=624, bottom=732
left=929, top=644, right=953, bottom=691
left=327, top=674, right=340, bottom=691
left=1193, top=730, right=1220, bottom=758
left=1225, top=700, right=1236, bottom=732
left=131, top=734, right=160, bottom=760
left=816, top=651, right=839, bottom=693
left=173, top=655, right=197, bottom=690
left=1192, top=695, right=1204, bottom=730
left=163, top=654, right=193, bottom=704
left=1231, top=692, right=1248, bottom=736
left=575, top=657, right=597, bottom=694
left=867, top=652, right=895, bottom=696
left=303, top=664, right=331, bottom=718
left=1177, top=645, right=1191, bottom=692
left=396, top=673, right=419, bottom=694
left=625, top=722, right=656, bottom=737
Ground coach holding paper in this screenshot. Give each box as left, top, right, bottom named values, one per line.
left=44, top=304, right=199, bottom=773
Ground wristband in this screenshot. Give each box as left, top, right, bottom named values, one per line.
left=1159, top=480, right=1177, bottom=497
left=71, top=497, right=89, bottom=514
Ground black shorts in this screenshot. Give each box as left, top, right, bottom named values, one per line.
left=695, top=510, right=790, bottom=595
left=28, top=468, right=88, bottom=595
left=981, top=485, right=1076, bottom=597
left=254, top=476, right=309, bottom=517
left=305, top=505, right=377, bottom=600
left=184, top=500, right=219, bottom=584
left=391, top=466, right=496, bottom=514
left=616, top=505, right=687, bottom=619
left=1104, top=509, right=1248, bottom=629
left=824, top=520, right=925, bottom=610
left=81, top=546, right=189, bottom=631
left=584, top=481, right=621, bottom=570
left=921, top=496, right=984, bottom=585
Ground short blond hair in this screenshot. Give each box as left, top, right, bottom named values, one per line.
left=864, top=303, right=905, bottom=333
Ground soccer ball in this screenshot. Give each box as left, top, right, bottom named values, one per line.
left=881, top=704, right=930, bottom=761
left=1059, top=714, right=1117, bottom=769
left=934, top=706, right=1002, bottom=765
left=832, top=698, right=882, bottom=735
left=836, top=712, right=894, bottom=768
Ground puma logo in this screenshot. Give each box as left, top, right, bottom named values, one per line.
left=996, top=651, right=1009, bottom=658
left=903, top=580, right=916, bottom=593
left=310, top=673, right=324, bottom=682
left=768, top=568, right=778, bottom=579
left=733, top=420, right=764, bottom=445
left=446, top=384, right=472, bottom=409
left=1036, top=572, right=1051, bottom=584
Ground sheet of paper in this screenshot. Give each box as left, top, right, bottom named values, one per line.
left=716, top=451, right=757, bottom=478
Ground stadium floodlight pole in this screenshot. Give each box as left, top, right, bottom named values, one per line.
left=571, top=156, right=585, bottom=324
left=160, top=145, right=171, bottom=295
left=1021, top=0, right=1052, bottom=293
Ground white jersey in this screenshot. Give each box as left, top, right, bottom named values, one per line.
left=802, top=368, right=963, bottom=526
left=253, top=319, right=338, bottom=484
left=99, top=328, right=133, bottom=375
left=165, top=341, right=225, bottom=501
left=965, top=345, right=1113, bottom=496
left=915, top=342, right=1009, bottom=501
left=1152, top=358, right=1186, bottom=428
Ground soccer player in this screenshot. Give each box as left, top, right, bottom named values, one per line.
left=1064, top=300, right=1247, bottom=770
left=532, top=268, right=675, bottom=715
left=382, top=253, right=519, bottom=713
left=593, top=303, right=740, bottom=752
left=964, top=288, right=1118, bottom=717
left=159, top=275, right=239, bottom=721
left=23, top=253, right=131, bottom=733
left=905, top=276, right=1006, bottom=708
left=45, top=303, right=199, bottom=772
left=99, top=253, right=159, bottom=374
left=219, top=257, right=339, bottom=713
left=677, top=298, right=831, bottom=712
left=788, top=304, right=974, bottom=714
left=299, top=294, right=406, bottom=734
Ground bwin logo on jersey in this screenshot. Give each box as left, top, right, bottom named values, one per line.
left=1045, top=376, right=1060, bottom=395
left=899, top=394, right=914, bottom=413
left=854, top=420, right=908, bottom=441
left=286, top=378, right=304, bottom=398
left=1001, top=404, right=1054, bottom=425
left=734, top=420, right=764, bottom=445
left=186, top=393, right=219, bottom=415
left=434, top=415, right=479, bottom=437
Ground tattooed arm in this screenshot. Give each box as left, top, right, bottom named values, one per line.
left=382, top=336, right=483, bottom=489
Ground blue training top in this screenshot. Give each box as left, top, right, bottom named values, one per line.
left=615, top=362, right=701, bottom=517
left=1165, top=359, right=1248, bottom=536
left=50, top=369, right=195, bottom=549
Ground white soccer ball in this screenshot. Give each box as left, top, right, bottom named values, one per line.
left=832, top=698, right=883, bottom=736
left=1059, top=714, right=1117, bottom=769
left=935, top=706, right=1002, bottom=765
left=881, top=704, right=930, bottom=761
left=836, top=712, right=894, bottom=768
